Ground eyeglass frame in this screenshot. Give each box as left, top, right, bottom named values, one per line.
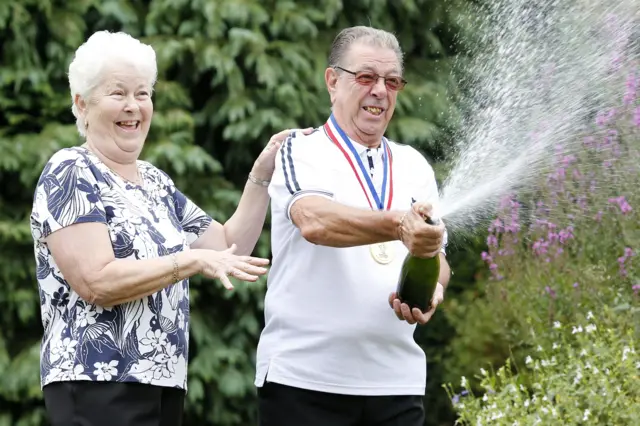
left=333, top=66, right=408, bottom=91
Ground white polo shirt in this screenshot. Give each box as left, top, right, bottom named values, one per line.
left=255, top=118, right=446, bottom=396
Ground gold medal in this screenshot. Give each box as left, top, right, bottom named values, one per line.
left=370, top=242, right=395, bottom=264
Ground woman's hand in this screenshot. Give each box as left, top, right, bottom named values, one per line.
left=195, top=244, right=270, bottom=290
left=250, top=127, right=315, bottom=181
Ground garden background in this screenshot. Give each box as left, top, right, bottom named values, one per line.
left=1, top=0, right=638, bottom=425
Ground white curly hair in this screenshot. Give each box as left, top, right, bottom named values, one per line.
left=68, top=30, right=158, bottom=136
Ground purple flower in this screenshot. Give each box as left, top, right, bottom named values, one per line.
left=596, top=108, right=616, bottom=127
left=573, top=282, right=579, bottom=289
left=545, top=286, right=557, bottom=299
left=558, top=227, right=574, bottom=243
left=608, top=196, right=632, bottom=214
left=533, top=239, right=549, bottom=256
left=633, top=284, right=640, bottom=296
left=634, top=106, right=640, bottom=127
left=618, top=247, right=634, bottom=277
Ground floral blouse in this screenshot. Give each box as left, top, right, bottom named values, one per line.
left=30, top=146, right=212, bottom=390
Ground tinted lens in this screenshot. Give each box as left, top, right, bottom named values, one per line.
left=355, top=72, right=377, bottom=85
left=386, top=78, right=402, bottom=90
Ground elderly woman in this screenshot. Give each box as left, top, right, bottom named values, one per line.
left=30, top=30, right=307, bottom=426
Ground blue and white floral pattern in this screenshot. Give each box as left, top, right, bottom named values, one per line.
left=30, top=147, right=212, bottom=390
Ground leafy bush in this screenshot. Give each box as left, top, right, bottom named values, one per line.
left=442, top=58, right=640, bottom=424
left=445, top=311, right=640, bottom=425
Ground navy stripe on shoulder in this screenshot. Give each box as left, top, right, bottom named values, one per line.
left=281, top=132, right=302, bottom=194
left=280, top=137, right=294, bottom=195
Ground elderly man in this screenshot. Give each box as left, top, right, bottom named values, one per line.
left=255, top=26, right=451, bottom=426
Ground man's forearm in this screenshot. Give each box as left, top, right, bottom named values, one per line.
left=290, top=196, right=403, bottom=247
left=223, top=179, right=270, bottom=255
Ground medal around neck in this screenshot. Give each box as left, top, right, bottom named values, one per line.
left=370, top=242, right=395, bottom=264
left=324, top=115, right=396, bottom=265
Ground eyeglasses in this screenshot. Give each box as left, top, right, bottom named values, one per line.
left=334, top=66, right=407, bottom=91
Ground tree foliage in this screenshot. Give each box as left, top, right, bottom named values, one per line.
left=0, top=1, right=477, bottom=425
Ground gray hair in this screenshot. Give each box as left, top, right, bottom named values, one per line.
left=328, top=26, right=404, bottom=72
left=68, top=30, right=158, bottom=136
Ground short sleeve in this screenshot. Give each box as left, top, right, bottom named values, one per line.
left=269, top=130, right=335, bottom=222
left=171, top=188, right=213, bottom=245
left=152, top=168, right=213, bottom=246
left=31, top=150, right=107, bottom=242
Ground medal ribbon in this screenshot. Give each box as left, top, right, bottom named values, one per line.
left=323, top=114, right=393, bottom=210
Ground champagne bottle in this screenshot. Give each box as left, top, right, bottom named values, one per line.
left=395, top=216, right=441, bottom=312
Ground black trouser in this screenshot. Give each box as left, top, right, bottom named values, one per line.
left=43, top=381, right=185, bottom=426
left=258, top=381, right=425, bottom=426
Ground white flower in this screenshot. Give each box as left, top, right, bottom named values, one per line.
left=573, top=370, right=582, bottom=384
left=461, top=376, right=468, bottom=388
left=552, top=342, right=560, bottom=349
left=587, top=311, right=594, bottom=320
left=580, top=349, right=588, bottom=357
left=480, top=367, right=487, bottom=376
left=524, top=399, right=530, bottom=408
left=536, top=345, right=543, bottom=352
left=622, top=346, right=633, bottom=361
left=585, top=324, right=596, bottom=333
left=152, top=343, right=179, bottom=379
left=572, top=325, right=583, bottom=334
left=76, top=304, right=100, bottom=328
left=489, top=411, right=504, bottom=420
left=53, top=361, right=91, bottom=381
left=553, top=321, right=561, bottom=329
left=140, top=329, right=168, bottom=352
left=50, top=337, right=78, bottom=364
left=525, top=356, right=533, bottom=365
left=93, top=360, right=119, bottom=381
left=583, top=409, right=591, bottom=421
left=177, top=309, right=185, bottom=329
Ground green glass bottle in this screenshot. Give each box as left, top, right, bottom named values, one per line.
left=395, top=216, right=441, bottom=312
